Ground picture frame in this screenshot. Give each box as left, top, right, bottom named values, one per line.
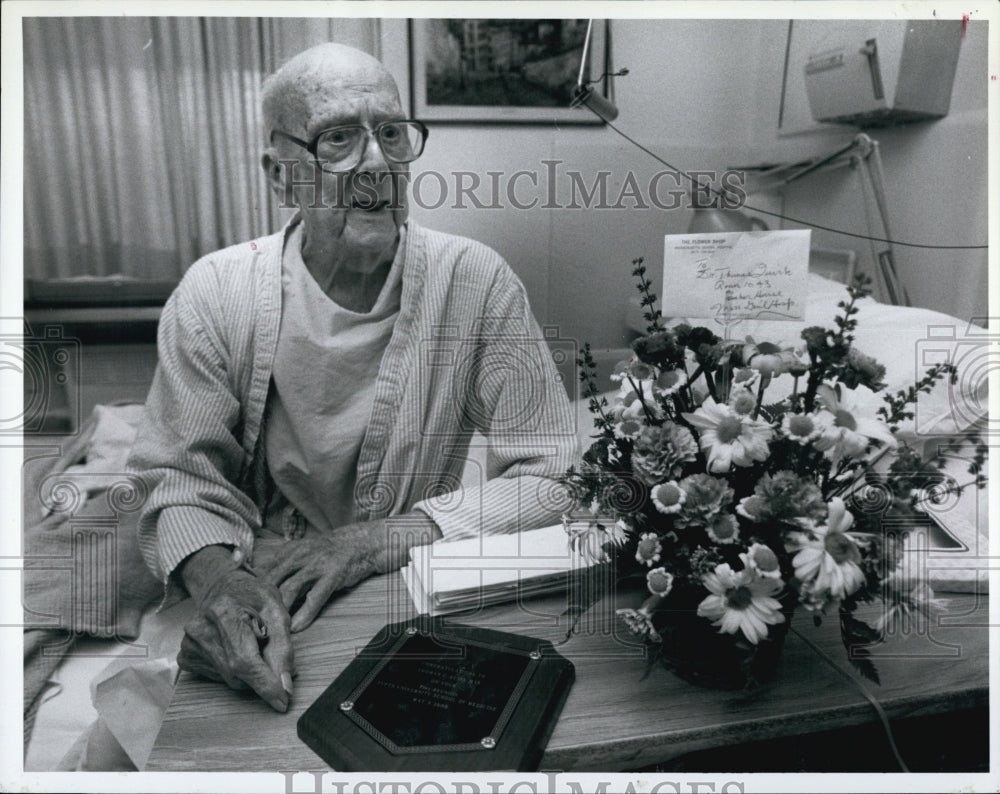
left=409, top=19, right=608, bottom=124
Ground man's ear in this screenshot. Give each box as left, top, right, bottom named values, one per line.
left=261, top=149, right=286, bottom=198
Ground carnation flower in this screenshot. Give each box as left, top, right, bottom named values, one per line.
left=683, top=397, right=774, bottom=473
left=812, top=384, right=896, bottom=465
left=705, top=513, right=739, bottom=544
left=650, top=481, right=685, bottom=514
left=632, top=330, right=685, bottom=370
left=646, top=567, right=675, bottom=596
left=635, top=532, right=662, bottom=566
left=741, top=543, right=782, bottom=579
left=787, top=498, right=867, bottom=605
left=616, top=594, right=665, bottom=641
left=801, top=326, right=832, bottom=355
left=675, top=473, right=734, bottom=528
left=735, top=471, right=827, bottom=524
left=697, top=563, right=785, bottom=644
left=674, top=324, right=719, bottom=354
left=840, top=347, right=887, bottom=392
left=630, top=423, right=699, bottom=486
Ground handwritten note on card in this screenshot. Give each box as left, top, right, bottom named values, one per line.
left=661, top=230, right=811, bottom=325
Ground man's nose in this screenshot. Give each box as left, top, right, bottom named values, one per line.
left=356, top=130, right=390, bottom=172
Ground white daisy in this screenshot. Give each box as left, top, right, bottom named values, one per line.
left=728, top=388, right=757, bottom=416
left=653, top=368, right=688, bottom=398
left=646, top=567, right=675, bottom=596
left=613, top=416, right=644, bottom=441
left=650, top=481, right=686, bottom=515
left=635, top=532, right=662, bottom=567
left=705, top=513, right=740, bottom=544
left=781, top=411, right=828, bottom=445
left=812, top=384, right=896, bottom=465
left=697, top=563, right=786, bottom=644
left=787, top=498, right=867, bottom=603
left=683, top=397, right=774, bottom=473
left=740, top=543, right=782, bottom=579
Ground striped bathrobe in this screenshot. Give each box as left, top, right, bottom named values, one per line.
left=128, top=218, right=578, bottom=592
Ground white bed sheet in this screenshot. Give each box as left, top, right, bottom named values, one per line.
left=25, top=599, right=192, bottom=771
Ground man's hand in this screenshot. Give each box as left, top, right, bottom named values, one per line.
left=176, top=546, right=294, bottom=712
left=265, top=513, right=442, bottom=632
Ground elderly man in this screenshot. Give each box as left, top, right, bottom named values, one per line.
left=128, top=43, right=576, bottom=712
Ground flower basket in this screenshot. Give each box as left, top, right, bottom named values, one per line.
left=653, top=583, right=797, bottom=689
left=561, top=261, right=985, bottom=691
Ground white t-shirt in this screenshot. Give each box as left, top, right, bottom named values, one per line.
left=264, top=224, right=405, bottom=532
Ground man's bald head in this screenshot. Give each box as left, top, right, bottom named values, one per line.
left=262, top=43, right=402, bottom=141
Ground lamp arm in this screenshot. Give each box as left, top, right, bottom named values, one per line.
left=860, top=136, right=910, bottom=306
left=782, top=138, right=859, bottom=185
left=577, top=19, right=594, bottom=89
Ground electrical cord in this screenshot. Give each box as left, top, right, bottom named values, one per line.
left=790, top=625, right=910, bottom=772
left=595, top=115, right=988, bottom=252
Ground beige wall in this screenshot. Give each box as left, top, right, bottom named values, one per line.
left=400, top=19, right=774, bottom=351
left=753, top=19, right=989, bottom=322
left=390, top=18, right=987, bottom=351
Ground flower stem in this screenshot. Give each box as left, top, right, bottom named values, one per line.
left=802, top=354, right=821, bottom=413
left=702, top=368, right=716, bottom=400
left=627, top=376, right=659, bottom=426
left=680, top=361, right=698, bottom=407
left=752, top=374, right=770, bottom=419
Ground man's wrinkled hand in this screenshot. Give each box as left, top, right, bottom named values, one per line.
left=263, top=522, right=381, bottom=633
left=178, top=566, right=294, bottom=712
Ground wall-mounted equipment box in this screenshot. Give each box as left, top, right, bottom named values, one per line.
left=804, top=20, right=963, bottom=127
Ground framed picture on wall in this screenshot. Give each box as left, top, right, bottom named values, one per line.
left=410, top=19, right=608, bottom=123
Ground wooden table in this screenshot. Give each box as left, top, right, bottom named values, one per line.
left=146, top=570, right=988, bottom=772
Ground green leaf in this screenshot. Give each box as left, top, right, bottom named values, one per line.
left=839, top=609, right=882, bottom=685
left=847, top=653, right=881, bottom=686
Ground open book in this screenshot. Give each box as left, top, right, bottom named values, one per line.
left=400, top=524, right=601, bottom=616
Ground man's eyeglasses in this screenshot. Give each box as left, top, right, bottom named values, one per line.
left=271, top=120, right=429, bottom=172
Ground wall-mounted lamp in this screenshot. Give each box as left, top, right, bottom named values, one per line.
left=743, top=133, right=909, bottom=305
left=570, top=20, right=620, bottom=122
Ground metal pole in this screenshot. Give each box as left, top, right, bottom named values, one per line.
left=862, top=134, right=910, bottom=305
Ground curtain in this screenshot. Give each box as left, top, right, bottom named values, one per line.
left=23, top=17, right=379, bottom=288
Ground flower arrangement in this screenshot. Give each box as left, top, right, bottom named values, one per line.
left=562, top=260, right=985, bottom=687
